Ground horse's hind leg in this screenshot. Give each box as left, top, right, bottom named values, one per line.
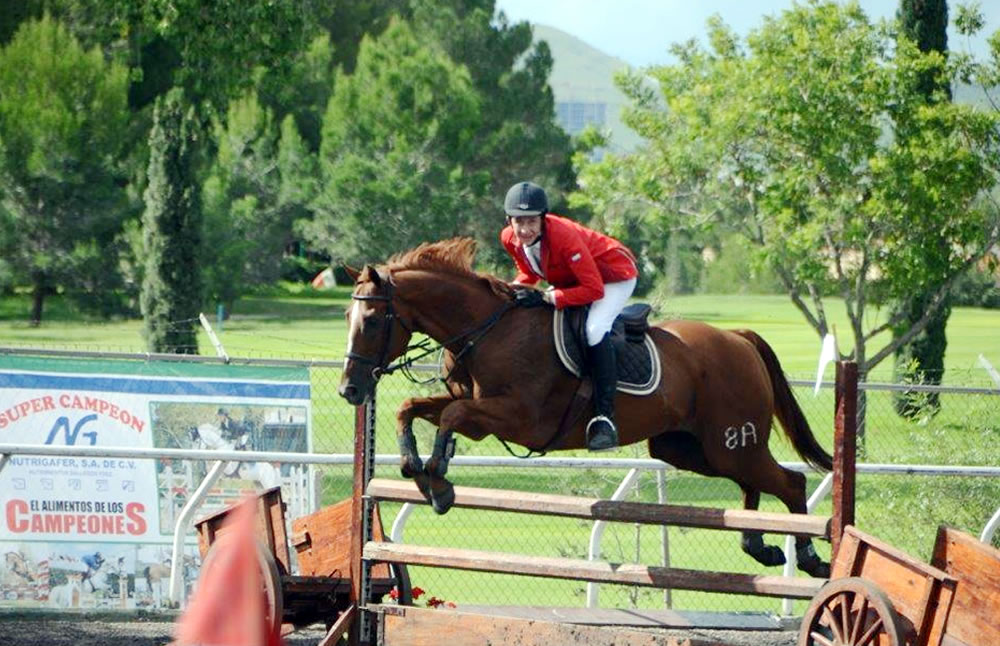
left=738, top=487, right=785, bottom=567
left=738, top=455, right=830, bottom=578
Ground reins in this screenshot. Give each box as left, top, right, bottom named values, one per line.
left=349, top=278, right=516, bottom=387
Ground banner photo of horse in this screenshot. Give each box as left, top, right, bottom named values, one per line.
left=150, top=402, right=311, bottom=527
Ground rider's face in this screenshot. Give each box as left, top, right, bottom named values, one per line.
left=511, top=215, right=542, bottom=245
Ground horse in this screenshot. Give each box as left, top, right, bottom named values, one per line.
left=189, top=423, right=280, bottom=489
left=338, top=237, right=833, bottom=578
left=48, top=573, right=82, bottom=608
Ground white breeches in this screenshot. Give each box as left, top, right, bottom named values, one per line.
left=585, top=278, right=637, bottom=346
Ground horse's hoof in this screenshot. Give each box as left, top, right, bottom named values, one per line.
left=798, top=557, right=830, bottom=579
left=400, top=456, right=424, bottom=479
left=742, top=534, right=786, bottom=567
left=796, top=542, right=829, bottom=578
left=430, top=480, right=455, bottom=515
left=757, top=545, right=786, bottom=567
left=412, top=472, right=433, bottom=503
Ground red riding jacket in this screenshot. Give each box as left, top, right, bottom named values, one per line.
left=500, top=214, right=638, bottom=309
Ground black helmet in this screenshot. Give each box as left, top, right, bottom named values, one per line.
left=504, top=181, right=547, bottom=217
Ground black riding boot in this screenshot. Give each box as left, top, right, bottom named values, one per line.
left=586, top=334, right=618, bottom=451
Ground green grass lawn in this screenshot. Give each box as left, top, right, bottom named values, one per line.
left=3, top=288, right=998, bottom=381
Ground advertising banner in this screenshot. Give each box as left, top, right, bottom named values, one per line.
left=0, top=356, right=311, bottom=610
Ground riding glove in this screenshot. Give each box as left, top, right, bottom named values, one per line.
left=514, top=289, right=547, bottom=308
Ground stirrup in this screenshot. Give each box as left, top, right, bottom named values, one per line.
left=586, top=415, right=618, bottom=452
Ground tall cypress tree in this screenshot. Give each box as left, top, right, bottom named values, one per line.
left=893, top=0, right=951, bottom=417
left=900, top=0, right=950, bottom=98
left=141, top=88, right=202, bottom=354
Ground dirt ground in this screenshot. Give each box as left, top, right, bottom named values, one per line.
left=0, top=614, right=800, bottom=646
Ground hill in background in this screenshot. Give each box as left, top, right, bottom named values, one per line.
left=533, top=24, right=644, bottom=154
left=534, top=24, right=1000, bottom=156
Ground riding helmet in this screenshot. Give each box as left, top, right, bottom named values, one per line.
left=504, top=181, right=548, bottom=217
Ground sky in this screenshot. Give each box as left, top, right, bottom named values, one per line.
left=493, top=0, right=997, bottom=68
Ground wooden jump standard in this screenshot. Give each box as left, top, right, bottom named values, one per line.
left=347, top=361, right=859, bottom=646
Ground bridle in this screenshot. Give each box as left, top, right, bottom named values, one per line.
left=345, top=275, right=515, bottom=384
left=345, top=279, right=413, bottom=379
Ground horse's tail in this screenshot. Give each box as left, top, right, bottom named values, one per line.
left=735, top=329, right=833, bottom=472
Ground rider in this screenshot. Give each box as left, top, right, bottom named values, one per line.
left=500, top=181, right=638, bottom=451
left=80, top=551, right=104, bottom=592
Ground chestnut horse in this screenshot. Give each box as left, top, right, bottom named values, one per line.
left=339, top=238, right=832, bottom=577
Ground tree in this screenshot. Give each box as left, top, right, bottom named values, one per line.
left=573, top=1, right=1000, bottom=387
left=407, top=0, right=576, bottom=269
left=0, top=15, right=130, bottom=324
left=892, top=0, right=952, bottom=417
left=0, top=0, right=42, bottom=46
left=202, top=93, right=315, bottom=309
left=305, top=19, right=486, bottom=264
left=141, top=88, right=202, bottom=354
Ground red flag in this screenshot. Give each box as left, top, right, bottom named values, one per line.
left=175, top=495, right=283, bottom=646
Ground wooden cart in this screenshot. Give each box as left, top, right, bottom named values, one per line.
left=194, top=488, right=410, bottom=638
left=798, top=525, right=1000, bottom=646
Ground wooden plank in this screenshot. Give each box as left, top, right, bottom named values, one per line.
left=931, top=526, right=1000, bottom=646
left=366, top=478, right=831, bottom=538
left=262, top=488, right=291, bottom=575
left=829, top=525, right=862, bottom=579
left=372, top=604, right=728, bottom=646
left=832, top=361, right=857, bottom=557
left=291, top=498, right=392, bottom=580
left=318, top=604, right=355, bottom=646
left=363, top=541, right=825, bottom=599
left=193, top=487, right=288, bottom=571
left=452, top=605, right=785, bottom=629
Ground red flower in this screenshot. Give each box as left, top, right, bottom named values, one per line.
left=388, top=588, right=399, bottom=600
left=426, top=596, right=443, bottom=608
left=410, top=586, right=425, bottom=600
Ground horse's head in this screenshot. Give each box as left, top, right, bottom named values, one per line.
left=339, top=264, right=415, bottom=405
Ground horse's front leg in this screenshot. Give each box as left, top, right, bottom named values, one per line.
left=424, top=396, right=531, bottom=515
left=396, top=394, right=454, bottom=497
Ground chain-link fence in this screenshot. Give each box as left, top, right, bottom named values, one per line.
left=3, top=348, right=998, bottom=617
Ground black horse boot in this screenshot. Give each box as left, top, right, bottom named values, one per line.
left=585, top=333, right=619, bottom=451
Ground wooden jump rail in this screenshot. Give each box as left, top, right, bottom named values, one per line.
left=364, top=478, right=829, bottom=599
left=363, top=541, right=825, bottom=599
left=366, top=478, right=832, bottom=537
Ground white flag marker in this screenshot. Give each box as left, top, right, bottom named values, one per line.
left=813, top=333, right=837, bottom=395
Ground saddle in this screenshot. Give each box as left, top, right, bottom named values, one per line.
left=553, top=303, right=661, bottom=395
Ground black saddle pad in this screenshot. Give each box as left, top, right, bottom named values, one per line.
left=552, top=307, right=661, bottom=395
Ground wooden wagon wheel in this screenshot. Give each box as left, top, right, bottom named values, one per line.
left=798, top=577, right=906, bottom=646
left=200, top=539, right=284, bottom=636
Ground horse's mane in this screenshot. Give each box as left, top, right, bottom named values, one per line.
left=386, top=237, right=514, bottom=298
